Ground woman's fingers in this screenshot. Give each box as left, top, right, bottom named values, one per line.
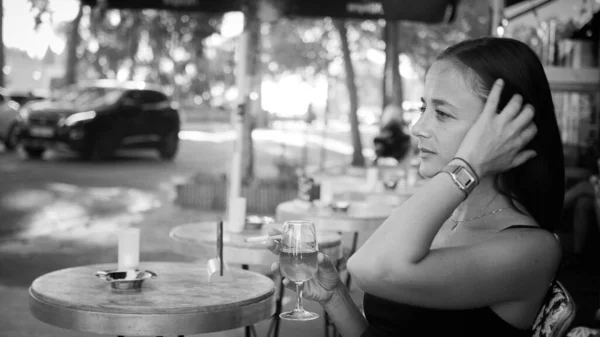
left=511, top=150, right=537, bottom=168
left=482, top=78, right=504, bottom=116
left=507, top=123, right=537, bottom=169
left=317, top=253, right=335, bottom=271
left=270, top=262, right=281, bottom=276
left=517, top=123, right=537, bottom=147
left=499, top=94, right=523, bottom=121
left=265, top=239, right=279, bottom=254
left=265, top=228, right=282, bottom=254
left=511, top=104, right=535, bottom=131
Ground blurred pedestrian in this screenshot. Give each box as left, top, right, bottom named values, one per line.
left=373, top=104, right=412, bottom=165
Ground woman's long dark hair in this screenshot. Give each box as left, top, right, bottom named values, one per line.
left=437, top=37, right=565, bottom=231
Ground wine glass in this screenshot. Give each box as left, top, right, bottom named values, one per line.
left=278, top=220, right=319, bottom=321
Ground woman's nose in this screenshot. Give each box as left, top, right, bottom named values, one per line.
left=410, top=111, right=432, bottom=138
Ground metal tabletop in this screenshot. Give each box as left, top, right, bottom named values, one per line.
left=29, top=262, right=276, bottom=336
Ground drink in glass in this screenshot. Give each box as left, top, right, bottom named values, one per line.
left=278, top=220, right=319, bottom=321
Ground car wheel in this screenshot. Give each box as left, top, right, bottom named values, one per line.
left=24, top=146, right=45, bottom=159
left=4, top=123, right=21, bottom=151
left=158, top=131, right=179, bottom=160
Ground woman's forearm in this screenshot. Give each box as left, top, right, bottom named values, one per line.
left=322, top=284, right=368, bottom=337
left=350, top=168, right=464, bottom=273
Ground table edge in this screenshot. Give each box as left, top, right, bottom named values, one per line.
left=29, top=286, right=277, bottom=335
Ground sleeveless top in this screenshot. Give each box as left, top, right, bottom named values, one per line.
left=361, top=225, right=544, bottom=337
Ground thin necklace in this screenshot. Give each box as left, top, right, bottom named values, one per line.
left=450, top=207, right=512, bottom=230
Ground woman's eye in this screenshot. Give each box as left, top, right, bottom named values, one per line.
left=419, top=106, right=426, bottom=113
left=435, top=110, right=451, bottom=119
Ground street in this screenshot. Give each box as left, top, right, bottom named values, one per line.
left=0, top=120, right=377, bottom=238
left=0, top=120, right=376, bottom=337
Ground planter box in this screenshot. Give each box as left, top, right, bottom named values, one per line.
left=175, top=177, right=298, bottom=214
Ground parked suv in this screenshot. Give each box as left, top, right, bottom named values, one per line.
left=18, top=80, right=180, bottom=160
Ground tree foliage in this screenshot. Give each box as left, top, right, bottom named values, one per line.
left=395, top=0, right=489, bottom=75
left=28, top=0, right=225, bottom=100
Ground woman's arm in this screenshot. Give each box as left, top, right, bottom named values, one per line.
left=322, top=283, right=368, bottom=337
left=355, top=168, right=464, bottom=265
left=348, top=168, right=560, bottom=308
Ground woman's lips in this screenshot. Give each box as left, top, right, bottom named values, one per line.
left=418, top=147, right=435, bottom=154
left=418, top=147, right=435, bottom=158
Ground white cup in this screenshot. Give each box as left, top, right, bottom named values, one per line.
left=227, top=197, right=247, bottom=233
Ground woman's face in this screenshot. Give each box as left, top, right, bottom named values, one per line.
left=410, top=60, right=485, bottom=178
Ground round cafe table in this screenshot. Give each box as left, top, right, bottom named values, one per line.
left=29, top=262, right=276, bottom=336
left=169, top=221, right=343, bottom=265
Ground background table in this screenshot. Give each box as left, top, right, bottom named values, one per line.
left=314, top=173, right=421, bottom=206
left=276, top=199, right=394, bottom=252
left=169, top=221, right=343, bottom=265
left=29, top=262, right=276, bottom=336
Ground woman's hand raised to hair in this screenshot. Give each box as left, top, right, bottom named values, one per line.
left=265, top=228, right=343, bottom=306
left=455, top=79, right=538, bottom=178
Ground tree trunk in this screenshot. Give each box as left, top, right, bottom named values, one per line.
left=64, top=3, right=84, bottom=86
left=382, top=21, right=403, bottom=119
left=335, top=19, right=365, bottom=167
left=127, top=13, right=142, bottom=80
left=0, top=0, right=5, bottom=88
left=240, top=0, right=261, bottom=182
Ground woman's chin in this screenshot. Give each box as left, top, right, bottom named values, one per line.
left=418, top=164, right=438, bottom=179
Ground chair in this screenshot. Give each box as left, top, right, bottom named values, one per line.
left=532, top=280, right=577, bottom=337
left=566, top=326, right=600, bottom=337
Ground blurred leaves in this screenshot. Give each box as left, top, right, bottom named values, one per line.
left=29, top=0, right=52, bottom=28
left=83, top=8, right=222, bottom=96
left=25, top=0, right=488, bottom=104
left=395, top=0, right=489, bottom=74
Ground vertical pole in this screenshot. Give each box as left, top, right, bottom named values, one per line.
left=490, top=0, right=505, bottom=36
left=0, top=0, right=4, bottom=88
left=228, top=29, right=248, bottom=202
left=228, top=11, right=249, bottom=212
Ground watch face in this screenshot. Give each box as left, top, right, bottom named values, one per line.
left=455, top=167, right=475, bottom=187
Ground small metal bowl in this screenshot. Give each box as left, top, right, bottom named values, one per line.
left=383, top=179, right=399, bottom=190
left=329, top=201, right=351, bottom=212
left=245, top=215, right=275, bottom=230
left=95, top=269, right=157, bottom=291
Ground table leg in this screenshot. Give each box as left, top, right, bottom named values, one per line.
left=344, top=232, right=359, bottom=289
left=267, top=276, right=285, bottom=337
left=245, top=325, right=258, bottom=337
left=241, top=264, right=259, bottom=337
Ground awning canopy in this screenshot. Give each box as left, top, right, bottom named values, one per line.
left=80, top=0, right=459, bottom=23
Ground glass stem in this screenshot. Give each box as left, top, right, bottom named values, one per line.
left=295, top=282, right=304, bottom=311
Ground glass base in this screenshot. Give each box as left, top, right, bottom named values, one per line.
left=279, top=309, right=320, bottom=321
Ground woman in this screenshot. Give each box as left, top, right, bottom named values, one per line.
left=267, top=37, right=564, bottom=337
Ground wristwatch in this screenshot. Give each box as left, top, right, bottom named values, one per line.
left=442, top=164, right=478, bottom=197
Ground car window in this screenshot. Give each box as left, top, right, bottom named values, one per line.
left=68, top=87, right=126, bottom=108
left=139, top=90, right=168, bottom=104
left=123, top=90, right=142, bottom=104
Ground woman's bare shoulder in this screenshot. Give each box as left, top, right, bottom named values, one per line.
left=494, top=219, right=562, bottom=272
